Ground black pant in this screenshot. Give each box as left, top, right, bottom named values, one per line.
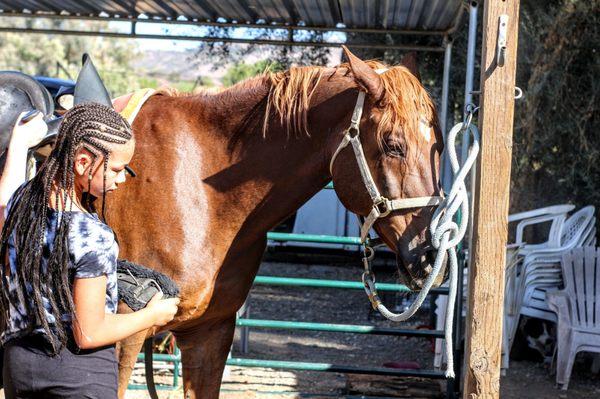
left=2, top=335, right=118, bottom=398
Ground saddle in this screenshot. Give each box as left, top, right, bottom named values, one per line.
left=116, top=259, right=180, bottom=311
left=0, top=71, right=60, bottom=152
left=0, top=54, right=114, bottom=158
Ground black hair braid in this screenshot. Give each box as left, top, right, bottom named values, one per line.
left=0, top=102, right=133, bottom=354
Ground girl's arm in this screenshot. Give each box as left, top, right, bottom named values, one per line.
left=72, top=275, right=179, bottom=349
left=0, top=112, right=48, bottom=229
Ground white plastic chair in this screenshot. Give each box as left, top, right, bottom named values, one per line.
left=547, top=247, right=600, bottom=390
left=504, top=204, right=577, bottom=332
left=508, top=204, right=575, bottom=257
left=436, top=205, right=592, bottom=371
left=503, top=206, right=595, bottom=371
left=518, top=207, right=596, bottom=320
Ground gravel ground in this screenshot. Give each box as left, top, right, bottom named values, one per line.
left=120, top=259, right=600, bottom=399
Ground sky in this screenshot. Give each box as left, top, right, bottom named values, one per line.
left=108, top=19, right=346, bottom=52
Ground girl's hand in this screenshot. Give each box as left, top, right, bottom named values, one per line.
left=146, top=292, right=180, bottom=326
left=10, top=111, right=48, bottom=150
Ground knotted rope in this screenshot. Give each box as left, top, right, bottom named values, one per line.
left=362, top=112, right=480, bottom=378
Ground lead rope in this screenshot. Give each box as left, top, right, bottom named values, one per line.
left=362, top=109, right=480, bottom=378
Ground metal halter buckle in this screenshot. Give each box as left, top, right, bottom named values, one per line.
left=374, top=197, right=391, bottom=217
left=347, top=126, right=359, bottom=138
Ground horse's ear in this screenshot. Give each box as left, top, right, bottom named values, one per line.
left=342, top=45, right=383, bottom=101
left=402, top=52, right=421, bottom=81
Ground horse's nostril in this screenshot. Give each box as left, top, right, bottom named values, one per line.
left=426, top=250, right=438, bottom=266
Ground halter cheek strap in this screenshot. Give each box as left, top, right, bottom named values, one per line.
left=329, top=91, right=444, bottom=242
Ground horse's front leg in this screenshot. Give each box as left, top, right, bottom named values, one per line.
left=174, top=316, right=236, bottom=399
left=115, top=302, right=150, bottom=399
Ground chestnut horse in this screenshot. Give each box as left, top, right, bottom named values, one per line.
left=107, top=47, right=444, bottom=398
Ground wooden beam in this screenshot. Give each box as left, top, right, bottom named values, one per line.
left=463, top=1, right=521, bottom=398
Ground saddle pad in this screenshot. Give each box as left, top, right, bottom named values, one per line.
left=116, top=259, right=180, bottom=311
left=113, top=88, right=156, bottom=125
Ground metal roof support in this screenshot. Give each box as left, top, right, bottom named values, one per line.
left=461, top=1, right=479, bottom=162
left=440, top=36, right=454, bottom=192
left=0, top=24, right=445, bottom=51
left=462, top=0, right=479, bottom=275
left=0, top=12, right=450, bottom=36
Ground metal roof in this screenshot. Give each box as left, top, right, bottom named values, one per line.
left=0, top=1, right=464, bottom=33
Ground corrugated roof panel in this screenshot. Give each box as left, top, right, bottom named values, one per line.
left=338, top=0, right=358, bottom=27
left=202, top=0, right=248, bottom=23
left=293, top=0, right=330, bottom=26
left=0, top=1, right=35, bottom=13
left=0, top=0, right=464, bottom=31
left=140, top=0, right=179, bottom=19
left=172, top=0, right=208, bottom=20
left=362, top=0, right=374, bottom=28
left=39, top=0, right=87, bottom=15
left=391, top=0, right=412, bottom=28
left=159, top=0, right=192, bottom=17
left=86, top=0, right=130, bottom=15
left=406, top=0, right=426, bottom=29
left=249, top=0, right=293, bottom=24
left=2, top=0, right=56, bottom=13
left=436, top=1, right=462, bottom=30
left=183, top=1, right=219, bottom=21
left=221, top=0, right=258, bottom=22
left=421, top=0, right=461, bottom=30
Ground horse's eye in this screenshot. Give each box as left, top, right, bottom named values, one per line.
left=383, top=139, right=405, bottom=158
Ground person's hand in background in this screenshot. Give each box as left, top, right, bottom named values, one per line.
left=10, top=111, right=48, bottom=150
left=0, top=110, right=49, bottom=221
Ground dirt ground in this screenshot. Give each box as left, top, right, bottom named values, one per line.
left=122, top=259, right=600, bottom=399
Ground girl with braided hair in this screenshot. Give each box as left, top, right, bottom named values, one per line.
left=0, top=103, right=179, bottom=398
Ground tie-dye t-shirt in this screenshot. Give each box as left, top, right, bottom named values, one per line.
left=0, top=205, right=119, bottom=345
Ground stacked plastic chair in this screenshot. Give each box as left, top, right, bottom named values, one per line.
left=503, top=205, right=596, bottom=370
left=548, top=247, right=600, bottom=390
left=434, top=205, right=596, bottom=372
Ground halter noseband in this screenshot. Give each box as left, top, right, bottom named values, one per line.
left=329, top=90, right=444, bottom=242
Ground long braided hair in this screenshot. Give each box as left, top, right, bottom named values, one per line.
left=0, top=103, right=133, bottom=353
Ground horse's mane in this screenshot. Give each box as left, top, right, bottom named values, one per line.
left=157, top=61, right=438, bottom=147
left=262, top=61, right=437, bottom=146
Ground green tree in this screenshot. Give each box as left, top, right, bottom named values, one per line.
left=0, top=18, right=142, bottom=96
left=222, top=60, right=285, bottom=87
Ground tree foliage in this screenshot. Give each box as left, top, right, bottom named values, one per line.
left=222, top=60, right=284, bottom=87
left=191, top=26, right=332, bottom=69
left=0, top=18, right=142, bottom=96
left=511, top=0, right=600, bottom=213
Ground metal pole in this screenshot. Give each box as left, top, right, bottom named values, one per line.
left=461, top=1, right=479, bottom=163
left=440, top=36, right=454, bottom=192
left=454, top=5, right=478, bottom=395
left=463, top=0, right=479, bottom=290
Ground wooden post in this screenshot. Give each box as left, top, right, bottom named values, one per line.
left=463, top=1, right=521, bottom=398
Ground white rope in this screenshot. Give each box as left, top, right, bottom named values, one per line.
left=362, top=117, right=480, bottom=378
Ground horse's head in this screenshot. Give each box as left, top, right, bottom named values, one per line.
left=331, top=47, right=445, bottom=291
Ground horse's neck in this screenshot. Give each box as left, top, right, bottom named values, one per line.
left=202, top=78, right=355, bottom=240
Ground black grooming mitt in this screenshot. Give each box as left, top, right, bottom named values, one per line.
left=116, top=259, right=180, bottom=311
